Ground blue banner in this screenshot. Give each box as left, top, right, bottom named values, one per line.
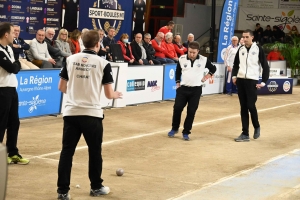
left=16, top=69, right=62, bottom=118
left=78, top=0, right=133, bottom=41
left=163, top=64, right=177, bottom=100
left=0, top=1, right=62, bottom=40
left=216, top=0, right=239, bottom=63
left=258, top=78, right=293, bottom=95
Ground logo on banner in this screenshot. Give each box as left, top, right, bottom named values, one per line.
left=283, top=81, right=291, bottom=92
left=127, top=79, right=145, bottom=91
left=267, top=81, right=278, bottom=92
left=169, top=69, right=174, bottom=80
left=19, top=95, right=47, bottom=113
left=147, top=80, right=160, bottom=92
left=89, top=0, right=125, bottom=35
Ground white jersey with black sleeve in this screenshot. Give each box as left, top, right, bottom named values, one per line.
left=59, top=49, right=114, bottom=118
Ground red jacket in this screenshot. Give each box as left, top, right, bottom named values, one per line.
left=267, top=51, right=284, bottom=61
left=164, top=42, right=178, bottom=59
left=173, top=43, right=187, bottom=57
left=151, top=39, right=167, bottom=58
left=117, top=41, right=135, bottom=61
left=158, top=26, right=171, bottom=36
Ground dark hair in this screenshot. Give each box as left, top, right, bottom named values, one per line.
left=188, top=41, right=200, bottom=50
left=256, top=23, right=260, bottom=26
left=70, top=29, right=81, bottom=40
left=273, top=26, right=278, bottom=30
left=243, top=29, right=254, bottom=36
left=167, top=21, right=175, bottom=26
left=266, top=25, right=270, bottom=28
left=82, top=30, right=99, bottom=49
left=0, top=22, right=13, bottom=38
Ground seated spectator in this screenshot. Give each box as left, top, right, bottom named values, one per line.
left=12, top=25, right=39, bottom=69
left=151, top=32, right=174, bottom=64
left=157, top=21, right=175, bottom=36
left=117, top=33, right=139, bottom=65
left=79, top=28, right=89, bottom=52
left=45, top=28, right=69, bottom=68
left=272, top=26, right=285, bottom=42
left=55, top=29, right=72, bottom=56
left=173, top=34, right=187, bottom=58
left=254, top=23, right=263, bottom=43
left=29, top=29, right=56, bottom=68
left=164, top=32, right=178, bottom=62
left=103, top=26, right=117, bottom=61
left=97, top=29, right=106, bottom=59
left=68, top=29, right=81, bottom=54
left=262, top=25, right=273, bottom=44
left=267, top=47, right=284, bottom=61
left=288, top=25, right=299, bottom=36
left=131, top=33, right=154, bottom=65
left=183, top=33, right=194, bottom=48
left=143, top=33, right=161, bottom=65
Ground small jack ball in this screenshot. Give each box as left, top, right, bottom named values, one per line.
left=116, top=168, right=124, bottom=176
left=76, top=184, right=80, bottom=188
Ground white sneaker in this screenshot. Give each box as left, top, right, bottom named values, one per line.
left=90, top=186, right=110, bottom=196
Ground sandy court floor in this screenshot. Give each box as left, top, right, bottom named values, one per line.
left=4, top=86, right=300, bottom=200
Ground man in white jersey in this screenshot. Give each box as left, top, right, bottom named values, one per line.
left=57, top=30, right=122, bottom=200
left=0, top=22, right=29, bottom=165
left=167, top=41, right=216, bottom=141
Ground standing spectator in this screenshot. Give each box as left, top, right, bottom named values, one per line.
left=143, top=33, right=161, bottom=65
left=173, top=34, right=187, bottom=58
left=164, top=32, right=178, bottom=62
left=97, top=29, right=106, bottom=58
left=167, top=41, right=216, bottom=141
left=267, top=47, right=284, bottom=61
left=103, top=26, right=117, bottom=61
left=30, top=29, right=56, bottom=68
left=232, top=29, right=269, bottom=142
left=55, top=29, right=72, bottom=57
left=131, top=33, right=153, bottom=65
left=239, top=37, right=245, bottom=46
left=253, top=23, right=263, bottom=43
left=224, top=36, right=239, bottom=95
left=68, top=29, right=81, bottom=54
left=157, top=21, right=175, bottom=36
left=0, top=22, right=29, bottom=165
left=117, top=33, right=139, bottom=65
left=151, top=32, right=174, bottom=64
left=262, top=25, right=273, bottom=44
left=79, top=28, right=89, bottom=52
left=133, top=0, right=146, bottom=36
left=183, top=33, right=194, bottom=48
left=272, top=26, right=285, bottom=42
left=62, top=0, right=79, bottom=32
left=12, top=25, right=38, bottom=69
left=57, top=30, right=122, bottom=199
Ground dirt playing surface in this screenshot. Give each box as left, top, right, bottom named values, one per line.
left=5, top=86, right=300, bottom=200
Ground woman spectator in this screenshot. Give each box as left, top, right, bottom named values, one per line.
left=55, top=29, right=72, bottom=56
left=164, top=32, right=178, bottom=62
left=173, top=34, right=187, bottom=58
left=267, top=47, right=284, bottom=61
left=288, top=26, right=299, bottom=37
left=68, top=29, right=81, bottom=54
left=117, top=33, right=139, bottom=65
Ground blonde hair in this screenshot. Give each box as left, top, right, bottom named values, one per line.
left=57, top=29, right=68, bottom=41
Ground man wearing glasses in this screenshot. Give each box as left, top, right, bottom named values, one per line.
left=97, top=29, right=106, bottom=59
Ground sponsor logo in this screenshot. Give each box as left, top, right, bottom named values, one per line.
left=30, top=7, right=43, bottom=11
left=220, top=48, right=227, bottom=61
left=12, top=5, right=21, bottom=9
left=283, top=81, right=291, bottom=92
left=147, top=80, right=161, bottom=92
left=169, top=69, right=174, bottom=80
left=47, top=18, right=59, bottom=22
left=127, top=79, right=145, bottom=92
left=11, top=16, right=25, bottom=20
left=82, top=57, right=88, bottom=63
left=267, top=81, right=278, bottom=92
left=19, top=95, right=47, bottom=113
left=0, top=4, right=4, bottom=8
left=47, top=8, right=54, bottom=12
left=0, top=15, right=6, bottom=19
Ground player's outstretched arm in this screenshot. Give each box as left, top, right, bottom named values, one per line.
left=103, top=84, right=123, bottom=99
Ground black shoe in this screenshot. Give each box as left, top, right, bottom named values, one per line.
left=234, top=134, right=250, bottom=142
left=57, top=193, right=70, bottom=200
left=254, top=127, right=260, bottom=139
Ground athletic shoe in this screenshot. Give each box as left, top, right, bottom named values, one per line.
left=90, top=186, right=110, bottom=196
left=234, top=134, right=250, bottom=142
left=183, top=134, right=190, bottom=141
left=254, top=127, right=260, bottom=139
left=168, top=130, right=178, bottom=137
left=57, top=193, right=70, bottom=200
left=7, top=157, right=12, bottom=164
left=9, top=154, right=30, bottom=165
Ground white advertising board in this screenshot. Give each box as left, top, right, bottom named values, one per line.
left=242, top=0, right=279, bottom=9
left=202, top=63, right=226, bottom=95
left=279, top=0, right=300, bottom=9
left=126, top=65, right=163, bottom=105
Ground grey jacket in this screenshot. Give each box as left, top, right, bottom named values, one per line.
left=55, top=39, right=72, bottom=57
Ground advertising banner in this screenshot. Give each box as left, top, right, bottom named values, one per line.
left=0, top=0, right=62, bottom=40
left=163, top=64, right=177, bottom=100
left=202, top=63, right=226, bottom=95
left=242, top=0, right=279, bottom=9
left=79, top=0, right=134, bottom=41
left=216, top=0, right=239, bottom=63
left=238, top=8, right=300, bottom=33
left=258, top=78, right=293, bottom=94
left=279, top=0, right=300, bottom=9
left=126, top=65, right=163, bottom=105
left=16, top=69, right=62, bottom=119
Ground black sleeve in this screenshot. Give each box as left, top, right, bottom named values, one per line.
left=103, top=37, right=109, bottom=48
left=258, top=46, right=270, bottom=83
left=102, top=63, right=114, bottom=84
left=131, top=43, right=141, bottom=60
left=175, top=62, right=182, bottom=83
left=205, top=59, right=217, bottom=75
left=148, top=44, right=156, bottom=56
left=0, top=51, right=21, bottom=74
left=20, top=38, right=30, bottom=50
left=59, top=63, right=69, bottom=81
left=232, top=47, right=241, bottom=77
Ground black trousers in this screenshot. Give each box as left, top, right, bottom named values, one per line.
left=236, top=78, right=260, bottom=136
left=57, top=116, right=104, bottom=194
left=171, top=86, right=202, bottom=134
left=0, top=87, right=20, bottom=157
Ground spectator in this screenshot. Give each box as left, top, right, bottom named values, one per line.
left=288, top=25, right=299, bottom=37
left=103, top=26, right=117, bottom=61
left=79, top=28, right=89, bottom=52
left=68, top=29, right=81, bottom=54
left=30, top=29, right=56, bottom=68
left=173, top=34, right=187, bottom=57
left=97, top=29, right=106, bottom=58
left=12, top=25, right=39, bottom=69
left=254, top=23, right=263, bottom=43
left=239, top=37, right=245, bottom=46
left=131, top=33, right=154, bottom=65
left=55, top=29, right=72, bottom=57
left=151, top=32, right=174, bottom=64
left=143, top=33, right=161, bottom=65
left=117, top=33, right=139, bottom=65
left=272, top=26, right=285, bottom=42
left=267, top=47, right=284, bottom=61
left=183, top=33, right=194, bottom=48
left=262, top=25, right=273, bottom=44
left=157, top=21, right=175, bottom=36
left=164, top=32, right=178, bottom=62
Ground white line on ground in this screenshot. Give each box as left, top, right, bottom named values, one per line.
left=28, top=101, right=300, bottom=160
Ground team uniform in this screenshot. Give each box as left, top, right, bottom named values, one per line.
left=57, top=49, right=113, bottom=195
left=224, top=44, right=239, bottom=94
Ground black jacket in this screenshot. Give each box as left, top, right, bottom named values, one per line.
left=143, top=42, right=156, bottom=59
left=130, top=40, right=152, bottom=61
left=12, top=37, right=30, bottom=60
left=44, top=37, right=66, bottom=59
